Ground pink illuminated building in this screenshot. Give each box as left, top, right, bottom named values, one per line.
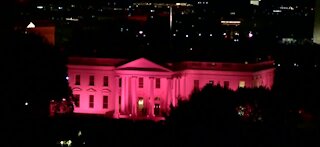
left=67, top=57, right=275, bottom=119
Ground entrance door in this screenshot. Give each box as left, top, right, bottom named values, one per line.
left=154, top=104, right=160, bottom=116
left=137, top=97, right=146, bottom=116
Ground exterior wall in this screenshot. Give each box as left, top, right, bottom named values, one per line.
left=68, top=65, right=117, bottom=114
left=253, top=68, right=275, bottom=89
left=180, top=70, right=254, bottom=99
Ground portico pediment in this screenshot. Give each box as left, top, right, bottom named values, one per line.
left=116, top=57, right=172, bottom=72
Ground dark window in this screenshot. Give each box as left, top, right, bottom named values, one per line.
left=138, top=77, right=144, bottom=88
left=89, top=95, right=94, bottom=108
left=75, top=75, right=80, bottom=85
left=119, top=78, right=122, bottom=87
left=89, top=75, right=95, bottom=86
left=194, top=80, right=199, bottom=89
left=73, top=94, right=80, bottom=107
left=156, top=78, right=161, bottom=88
left=103, top=96, right=108, bottom=109
left=119, top=96, right=121, bottom=104
left=224, top=81, right=230, bottom=89
left=103, top=76, right=108, bottom=87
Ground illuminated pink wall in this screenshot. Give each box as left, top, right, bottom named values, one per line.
left=67, top=57, right=275, bottom=119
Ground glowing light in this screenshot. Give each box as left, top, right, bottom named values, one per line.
left=138, top=99, right=144, bottom=105
left=25, top=102, right=28, bottom=106
left=62, top=98, right=66, bottom=101
left=189, top=48, right=193, bottom=51
left=26, top=22, right=35, bottom=28
left=143, top=34, right=146, bottom=37
left=66, top=76, right=69, bottom=80
left=66, top=17, right=79, bottom=21
left=60, top=141, right=64, bottom=145
left=139, top=31, right=143, bottom=34
left=78, top=130, right=82, bottom=136
left=277, top=64, right=281, bottom=67
left=223, top=33, right=226, bottom=36
left=66, top=140, right=72, bottom=146
left=239, top=81, right=245, bottom=88
left=244, top=61, right=248, bottom=64
left=198, top=33, right=201, bottom=36
left=173, top=33, right=176, bottom=37
left=37, top=6, right=43, bottom=9
left=248, top=32, right=253, bottom=38
left=58, top=6, right=63, bottom=10
left=209, top=34, right=213, bottom=37
left=185, top=34, right=189, bottom=38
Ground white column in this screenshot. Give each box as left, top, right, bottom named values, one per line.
left=114, top=76, right=120, bottom=118
left=177, top=77, right=181, bottom=98
left=172, top=78, right=176, bottom=107
left=166, top=78, right=172, bottom=112
left=120, top=76, right=126, bottom=113
left=125, top=76, right=130, bottom=114
left=149, top=77, right=155, bottom=116
left=131, top=76, right=137, bottom=116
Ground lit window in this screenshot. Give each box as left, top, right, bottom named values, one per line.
left=74, top=94, right=80, bottom=107
left=239, top=81, right=245, bottom=88
left=89, top=75, right=94, bottom=86
left=103, top=76, right=109, bottom=87
left=89, top=95, right=94, bottom=108
left=194, top=80, right=199, bottom=89
left=156, top=78, right=161, bottom=88
left=224, top=81, right=230, bottom=89
left=103, top=96, right=108, bottom=109
left=139, top=77, right=144, bottom=88
left=75, top=75, right=80, bottom=85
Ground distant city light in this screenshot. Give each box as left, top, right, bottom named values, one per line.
left=36, top=6, right=44, bottom=9
left=209, top=34, right=213, bottom=37
left=248, top=31, right=253, bottom=38
left=198, top=33, right=201, bottom=36
left=78, top=130, right=82, bottom=137
left=139, top=31, right=143, bottom=34
left=66, top=76, right=69, bottom=80
left=185, top=34, right=189, bottom=38
left=150, top=9, right=155, bottom=12
left=143, top=34, right=146, bottom=37
left=244, top=61, right=248, bottom=64
left=26, top=22, right=35, bottom=28
left=173, top=34, right=176, bottom=36
left=25, top=102, right=28, bottom=106
left=58, top=6, right=63, bottom=10
left=277, top=64, right=281, bottom=67
left=189, top=48, right=193, bottom=51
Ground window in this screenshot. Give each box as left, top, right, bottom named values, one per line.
left=103, top=96, right=108, bottom=109
left=89, top=75, right=95, bottom=86
left=224, top=81, right=230, bottom=89
left=239, top=81, right=246, bottom=88
left=103, top=76, right=108, bottom=87
left=119, top=78, right=122, bottom=87
left=89, top=95, right=94, bottom=108
left=194, top=80, right=199, bottom=89
left=138, top=77, right=144, bottom=88
left=119, top=96, right=121, bottom=104
left=156, top=78, right=161, bottom=88
left=209, top=80, right=214, bottom=85
left=75, top=75, right=80, bottom=85
left=73, top=94, right=80, bottom=107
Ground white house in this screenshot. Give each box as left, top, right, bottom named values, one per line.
left=67, top=57, right=275, bottom=119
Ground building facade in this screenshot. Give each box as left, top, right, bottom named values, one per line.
left=67, top=57, right=275, bottom=119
